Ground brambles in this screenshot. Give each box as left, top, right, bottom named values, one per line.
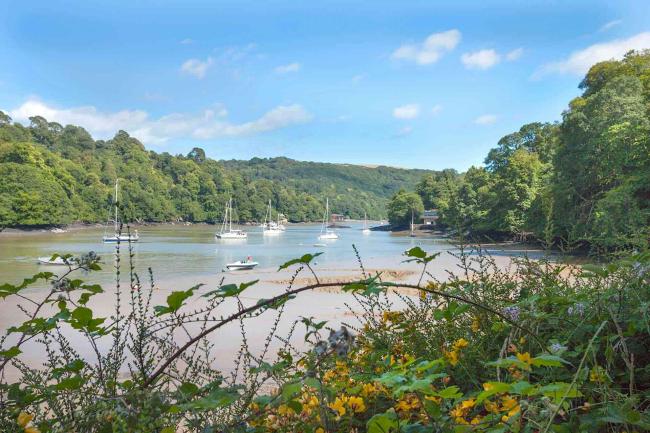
left=0, top=243, right=649, bottom=432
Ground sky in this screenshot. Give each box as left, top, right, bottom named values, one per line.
left=1, top=0, right=649, bottom=170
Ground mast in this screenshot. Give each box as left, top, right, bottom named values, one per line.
left=229, top=198, right=232, bottom=232
left=114, top=179, right=119, bottom=233
left=410, top=208, right=415, bottom=236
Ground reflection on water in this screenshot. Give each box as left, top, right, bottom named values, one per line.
left=0, top=223, right=452, bottom=287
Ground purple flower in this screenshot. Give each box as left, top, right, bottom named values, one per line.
left=568, top=303, right=585, bottom=317
left=502, top=306, right=520, bottom=322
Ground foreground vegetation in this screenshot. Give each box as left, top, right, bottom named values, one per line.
left=0, top=239, right=648, bottom=432
left=389, top=51, right=650, bottom=253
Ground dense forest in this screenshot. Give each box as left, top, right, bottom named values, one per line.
left=389, top=50, right=650, bottom=253
left=0, top=117, right=431, bottom=227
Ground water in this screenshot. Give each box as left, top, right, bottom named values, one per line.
left=0, top=223, right=452, bottom=286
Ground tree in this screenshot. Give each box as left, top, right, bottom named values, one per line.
left=387, top=190, right=424, bottom=228
left=187, top=147, right=206, bottom=164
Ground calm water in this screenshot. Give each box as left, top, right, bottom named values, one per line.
left=0, top=223, right=453, bottom=286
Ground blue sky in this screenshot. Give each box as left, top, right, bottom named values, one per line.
left=1, top=0, right=649, bottom=170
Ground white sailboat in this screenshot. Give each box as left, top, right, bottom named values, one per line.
left=216, top=198, right=247, bottom=239
left=103, top=179, right=139, bottom=243
left=410, top=208, right=417, bottom=237
left=318, top=198, right=339, bottom=240
left=362, top=212, right=371, bottom=234
left=262, top=200, right=283, bottom=236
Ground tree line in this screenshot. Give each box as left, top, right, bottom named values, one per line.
left=0, top=115, right=429, bottom=227
left=388, top=50, right=650, bottom=253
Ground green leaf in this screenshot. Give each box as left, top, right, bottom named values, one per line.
left=531, top=354, right=568, bottom=368
left=435, top=386, right=463, bottom=399
left=278, top=252, right=323, bottom=270
left=55, top=375, right=83, bottom=390
left=475, top=382, right=511, bottom=403
left=179, top=382, right=199, bottom=395
left=403, top=247, right=440, bottom=264
left=281, top=381, right=302, bottom=401
left=155, top=285, right=201, bottom=315
left=538, top=382, right=582, bottom=402
left=202, top=280, right=257, bottom=299
left=0, top=346, right=21, bottom=359
left=367, top=409, right=399, bottom=433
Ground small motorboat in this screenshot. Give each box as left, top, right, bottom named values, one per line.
left=314, top=243, right=327, bottom=247
left=225, top=256, right=259, bottom=270
left=37, top=256, right=69, bottom=266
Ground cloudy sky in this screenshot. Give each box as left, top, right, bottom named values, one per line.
left=1, top=0, right=649, bottom=170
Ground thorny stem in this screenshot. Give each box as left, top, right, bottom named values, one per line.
left=143, top=279, right=544, bottom=388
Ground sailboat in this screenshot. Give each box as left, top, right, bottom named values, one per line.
left=103, top=179, right=139, bottom=243
left=216, top=198, right=247, bottom=239
left=362, top=212, right=371, bottom=234
left=409, top=208, right=417, bottom=237
left=318, top=198, right=339, bottom=240
left=262, top=200, right=283, bottom=236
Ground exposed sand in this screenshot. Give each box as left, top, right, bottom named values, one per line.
left=0, top=248, right=539, bottom=382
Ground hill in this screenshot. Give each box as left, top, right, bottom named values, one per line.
left=0, top=118, right=433, bottom=227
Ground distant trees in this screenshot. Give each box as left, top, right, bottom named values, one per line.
left=0, top=116, right=428, bottom=227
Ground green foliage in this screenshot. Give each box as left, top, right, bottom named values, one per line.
left=387, top=189, right=424, bottom=227
left=410, top=51, right=650, bottom=252
left=0, top=121, right=431, bottom=226
left=1, top=246, right=649, bottom=432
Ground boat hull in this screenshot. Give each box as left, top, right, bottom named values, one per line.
left=103, top=235, right=139, bottom=243
left=226, top=262, right=259, bottom=270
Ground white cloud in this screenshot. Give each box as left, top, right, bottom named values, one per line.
left=391, top=29, right=461, bottom=65
left=393, top=104, right=420, bottom=119
left=180, top=57, right=213, bottom=79
left=600, top=20, right=622, bottom=32
left=352, top=74, right=364, bottom=83
left=274, top=62, right=301, bottom=74
left=474, top=114, right=497, bottom=125
left=9, top=98, right=312, bottom=145
left=431, top=104, right=443, bottom=115
left=395, top=126, right=413, bottom=137
left=461, top=49, right=501, bottom=70
left=536, top=32, right=650, bottom=77
left=506, top=47, right=524, bottom=61
left=179, top=38, right=194, bottom=45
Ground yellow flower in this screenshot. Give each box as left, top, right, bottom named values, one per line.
left=444, top=349, right=459, bottom=366
left=347, top=396, right=366, bottom=413
left=315, top=428, right=325, bottom=433
left=453, top=338, right=469, bottom=351
left=460, top=398, right=476, bottom=410
left=424, top=395, right=441, bottom=404
left=589, top=366, right=608, bottom=383
left=484, top=399, right=499, bottom=413
left=329, top=396, right=347, bottom=417
left=24, top=428, right=40, bottom=433
left=515, top=352, right=532, bottom=370
left=361, top=382, right=378, bottom=397
left=500, top=395, right=520, bottom=420
left=17, top=413, right=33, bottom=428
left=277, top=404, right=295, bottom=416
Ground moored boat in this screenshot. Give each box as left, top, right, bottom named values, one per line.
left=318, top=198, right=339, bottom=241
left=216, top=198, right=248, bottom=239
left=225, top=256, right=258, bottom=270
